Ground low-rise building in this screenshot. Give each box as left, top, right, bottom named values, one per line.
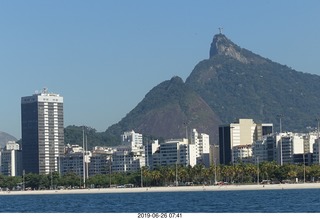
left=111, top=145, right=145, bottom=173
left=232, top=144, right=252, bottom=164
left=59, top=146, right=85, bottom=177
left=89, top=146, right=113, bottom=176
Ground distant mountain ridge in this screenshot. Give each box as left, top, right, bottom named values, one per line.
left=66, top=33, right=320, bottom=145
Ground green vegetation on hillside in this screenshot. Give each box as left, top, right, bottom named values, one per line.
left=105, top=76, right=221, bottom=143
left=64, top=125, right=120, bottom=149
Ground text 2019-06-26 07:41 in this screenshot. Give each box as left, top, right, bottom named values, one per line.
left=137, top=213, right=182, bottom=218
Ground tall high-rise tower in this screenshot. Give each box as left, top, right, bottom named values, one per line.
left=21, top=88, right=64, bottom=174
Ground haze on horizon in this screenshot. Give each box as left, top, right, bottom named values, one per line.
left=1, top=0, right=320, bottom=139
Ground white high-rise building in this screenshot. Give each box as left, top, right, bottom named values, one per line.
left=110, top=131, right=146, bottom=173
left=121, top=130, right=143, bottom=151
left=190, top=129, right=210, bottom=166
left=145, top=140, right=160, bottom=167
left=21, top=88, right=64, bottom=174
left=111, top=146, right=145, bottom=173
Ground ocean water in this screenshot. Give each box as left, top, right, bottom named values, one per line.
left=1, top=189, right=320, bottom=213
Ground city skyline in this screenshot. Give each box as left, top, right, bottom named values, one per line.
left=1, top=1, right=320, bottom=139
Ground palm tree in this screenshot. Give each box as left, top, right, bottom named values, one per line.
left=178, top=166, right=188, bottom=184
left=150, top=170, right=161, bottom=186
left=237, top=163, right=246, bottom=184
left=232, top=163, right=243, bottom=184
left=202, top=168, right=211, bottom=185
left=208, top=165, right=216, bottom=185
left=304, top=165, right=311, bottom=182
left=275, top=163, right=298, bottom=182
left=186, top=165, right=194, bottom=182
left=193, top=164, right=205, bottom=184
left=310, top=164, right=320, bottom=182
left=158, top=166, right=174, bottom=186
left=141, top=166, right=151, bottom=187
left=243, top=163, right=256, bottom=183
left=220, top=165, right=229, bottom=182
left=167, top=166, right=176, bottom=184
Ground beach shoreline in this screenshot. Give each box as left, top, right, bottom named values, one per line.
left=1, top=183, right=320, bottom=196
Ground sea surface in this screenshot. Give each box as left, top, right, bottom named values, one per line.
left=1, top=189, right=320, bottom=213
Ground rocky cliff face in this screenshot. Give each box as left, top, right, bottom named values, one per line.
left=209, top=34, right=247, bottom=63
left=209, top=34, right=267, bottom=64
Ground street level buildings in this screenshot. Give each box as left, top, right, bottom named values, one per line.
left=59, top=131, right=146, bottom=177
left=151, top=129, right=210, bottom=169
left=251, top=132, right=318, bottom=165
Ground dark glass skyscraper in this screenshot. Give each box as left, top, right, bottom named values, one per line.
left=21, top=88, right=64, bottom=174
left=219, top=125, right=231, bottom=165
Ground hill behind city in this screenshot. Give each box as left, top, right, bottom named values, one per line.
left=56, top=33, right=320, bottom=146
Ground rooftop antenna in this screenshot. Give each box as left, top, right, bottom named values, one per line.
left=218, top=27, right=223, bottom=34
left=42, top=87, right=48, bottom=94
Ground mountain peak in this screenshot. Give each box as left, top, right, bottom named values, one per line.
left=209, top=34, right=247, bottom=62
left=209, top=34, right=234, bottom=57
left=169, top=76, right=184, bottom=84
left=209, top=33, right=267, bottom=65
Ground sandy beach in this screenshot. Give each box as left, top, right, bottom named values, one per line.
left=1, top=183, right=320, bottom=196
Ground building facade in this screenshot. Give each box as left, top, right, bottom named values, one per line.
left=313, top=139, right=320, bottom=164
left=152, top=138, right=196, bottom=168
left=111, top=145, right=145, bottom=173
left=219, top=119, right=273, bottom=165
left=59, top=151, right=84, bottom=177
left=209, top=144, right=219, bottom=166
left=251, top=132, right=317, bottom=166
left=21, top=88, right=64, bottom=174
left=190, top=129, right=210, bottom=167
left=232, top=144, right=252, bottom=164
left=145, top=140, right=159, bottom=168
left=88, top=146, right=113, bottom=176
left=121, top=130, right=143, bottom=150
left=0, top=141, right=22, bottom=176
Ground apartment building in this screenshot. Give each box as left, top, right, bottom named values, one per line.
left=219, top=119, right=273, bottom=165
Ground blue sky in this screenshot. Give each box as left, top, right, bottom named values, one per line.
left=1, top=0, right=320, bottom=139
